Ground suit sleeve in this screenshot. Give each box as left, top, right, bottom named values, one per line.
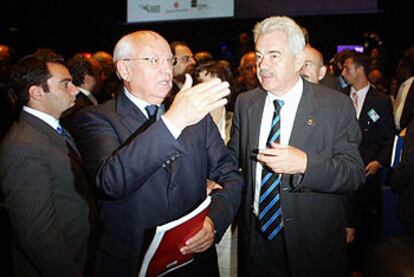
left=301, top=97, right=365, bottom=193
left=204, top=116, right=243, bottom=239
left=0, top=144, right=83, bottom=277
left=73, top=108, right=185, bottom=199
left=227, top=97, right=241, bottom=163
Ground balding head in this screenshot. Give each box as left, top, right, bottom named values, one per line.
left=113, top=31, right=170, bottom=62
left=113, top=30, right=173, bottom=104
left=239, top=51, right=259, bottom=89
left=300, top=45, right=326, bottom=83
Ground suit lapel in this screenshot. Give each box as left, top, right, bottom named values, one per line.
left=117, top=90, right=148, bottom=134
left=289, top=81, right=317, bottom=150
left=20, top=111, right=64, bottom=146
left=358, top=86, right=375, bottom=129
left=247, top=89, right=266, bottom=192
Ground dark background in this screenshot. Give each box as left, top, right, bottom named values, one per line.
left=1, top=0, right=413, bottom=75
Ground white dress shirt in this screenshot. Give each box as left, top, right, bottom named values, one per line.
left=350, top=84, right=370, bottom=119
left=253, top=78, right=303, bottom=215
left=23, top=106, right=60, bottom=132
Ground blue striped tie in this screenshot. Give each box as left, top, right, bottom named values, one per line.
left=259, top=99, right=284, bottom=240
left=57, top=125, right=81, bottom=157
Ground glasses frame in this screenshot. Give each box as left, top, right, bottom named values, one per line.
left=122, top=56, right=177, bottom=66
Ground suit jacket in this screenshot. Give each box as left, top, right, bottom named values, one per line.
left=343, top=86, right=395, bottom=227
left=344, top=85, right=395, bottom=166
left=72, top=90, right=242, bottom=277
left=390, top=118, right=414, bottom=224
left=227, top=80, right=365, bottom=276
left=0, top=111, right=92, bottom=277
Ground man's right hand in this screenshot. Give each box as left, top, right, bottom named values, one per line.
left=164, top=74, right=230, bottom=132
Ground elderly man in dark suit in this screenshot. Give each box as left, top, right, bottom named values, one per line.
left=72, top=30, right=242, bottom=277
left=341, top=51, right=396, bottom=274
left=0, top=56, right=95, bottom=276
left=227, top=16, right=365, bottom=276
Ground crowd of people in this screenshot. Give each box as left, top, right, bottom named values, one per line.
left=0, top=15, right=413, bottom=277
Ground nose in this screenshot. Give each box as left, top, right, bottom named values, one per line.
left=257, top=57, right=267, bottom=69
left=161, top=61, right=173, bottom=75
left=188, top=57, right=196, bottom=66
left=69, top=82, right=79, bottom=96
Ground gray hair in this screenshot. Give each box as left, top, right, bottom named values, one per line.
left=253, top=16, right=305, bottom=55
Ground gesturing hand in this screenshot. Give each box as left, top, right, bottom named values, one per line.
left=164, top=74, right=230, bottom=131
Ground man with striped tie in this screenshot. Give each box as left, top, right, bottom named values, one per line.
left=228, top=16, right=365, bottom=276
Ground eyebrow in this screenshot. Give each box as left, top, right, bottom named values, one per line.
left=59, top=78, right=72, bottom=83
left=256, top=50, right=281, bottom=55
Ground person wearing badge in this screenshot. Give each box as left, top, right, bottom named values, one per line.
left=341, top=51, right=396, bottom=275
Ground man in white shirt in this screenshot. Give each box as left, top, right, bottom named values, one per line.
left=228, top=16, right=364, bottom=276
left=0, top=55, right=96, bottom=276
left=341, top=51, right=395, bottom=274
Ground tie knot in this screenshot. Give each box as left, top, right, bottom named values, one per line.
left=352, top=91, right=358, bottom=98
left=273, top=99, right=284, bottom=112
left=145, top=105, right=158, bottom=119
left=56, top=125, right=63, bottom=135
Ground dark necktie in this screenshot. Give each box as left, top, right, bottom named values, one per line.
left=57, top=125, right=81, bottom=158
left=259, top=99, right=284, bottom=240
left=145, top=105, right=158, bottom=123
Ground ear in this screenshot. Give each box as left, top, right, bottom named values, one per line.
left=116, top=61, right=130, bottom=82
left=318, top=65, right=327, bottom=81
left=28, top=85, right=44, bottom=102
left=83, top=74, right=92, bottom=85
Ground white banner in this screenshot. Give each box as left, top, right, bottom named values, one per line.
left=127, top=0, right=234, bottom=23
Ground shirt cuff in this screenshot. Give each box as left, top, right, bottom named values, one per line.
left=161, top=115, right=181, bottom=139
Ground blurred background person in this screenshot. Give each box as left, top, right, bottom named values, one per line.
left=93, top=50, right=120, bottom=101
left=300, top=45, right=327, bottom=84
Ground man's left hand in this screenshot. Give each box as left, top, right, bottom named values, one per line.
left=365, top=160, right=381, bottom=176
left=180, top=216, right=215, bottom=255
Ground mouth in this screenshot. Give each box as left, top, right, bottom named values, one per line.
left=159, top=80, right=172, bottom=86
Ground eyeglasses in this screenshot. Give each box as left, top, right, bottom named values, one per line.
left=177, top=55, right=194, bottom=63
left=122, top=56, right=177, bottom=66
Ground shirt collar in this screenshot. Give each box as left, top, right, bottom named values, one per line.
left=23, top=106, right=60, bottom=131
left=266, top=77, right=303, bottom=106
left=350, top=83, right=370, bottom=98
left=78, top=87, right=98, bottom=105
left=123, top=88, right=159, bottom=118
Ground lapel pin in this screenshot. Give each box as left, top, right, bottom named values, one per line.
left=306, top=118, right=314, bottom=126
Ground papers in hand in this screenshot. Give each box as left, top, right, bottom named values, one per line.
left=138, top=196, right=211, bottom=277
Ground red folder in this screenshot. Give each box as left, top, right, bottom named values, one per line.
left=138, top=196, right=211, bottom=277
